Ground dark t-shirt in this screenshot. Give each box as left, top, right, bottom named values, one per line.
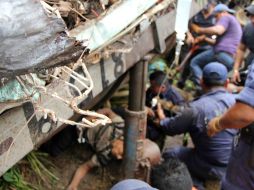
left=191, top=10, right=216, bottom=28
left=242, top=23, right=254, bottom=54
left=190, top=10, right=216, bottom=47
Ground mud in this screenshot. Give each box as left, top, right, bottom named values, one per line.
left=33, top=135, right=187, bottom=190
left=47, top=143, right=123, bottom=190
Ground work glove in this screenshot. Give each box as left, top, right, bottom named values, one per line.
left=207, top=116, right=223, bottom=137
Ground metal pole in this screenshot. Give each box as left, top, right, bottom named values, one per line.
left=123, top=60, right=147, bottom=178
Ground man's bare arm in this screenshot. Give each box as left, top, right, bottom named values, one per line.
left=67, top=159, right=97, bottom=190
left=220, top=102, right=254, bottom=129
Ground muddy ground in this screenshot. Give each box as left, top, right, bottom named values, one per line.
left=35, top=135, right=188, bottom=190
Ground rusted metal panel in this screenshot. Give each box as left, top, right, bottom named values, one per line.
left=0, top=107, right=34, bottom=175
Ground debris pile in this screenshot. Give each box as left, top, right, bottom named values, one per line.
left=44, top=0, right=120, bottom=30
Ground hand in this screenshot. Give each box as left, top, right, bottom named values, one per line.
left=191, top=24, right=201, bottom=34
left=226, top=83, right=241, bottom=93
left=194, top=35, right=205, bottom=44
left=232, top=69, right=241, bottom=84
left=153, top=118, right=161, bottom=127
left=156, top=103, right=166, bottom=120
left=207, top=116, right=223, bottom=137
left=186, top=32, right=194, bottom=46
left=146, top=106, right=155, bottom=117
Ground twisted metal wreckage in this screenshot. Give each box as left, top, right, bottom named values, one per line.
left=0, top=0, right=206, bottom=177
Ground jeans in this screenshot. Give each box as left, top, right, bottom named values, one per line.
left=190, top=49, right=234, bottom=85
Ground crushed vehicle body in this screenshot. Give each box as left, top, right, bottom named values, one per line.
left=0, top=0, right=207, bottom=176
left=0, top=0, right=83, bottom=78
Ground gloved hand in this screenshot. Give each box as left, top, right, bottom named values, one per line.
left=207, top=116, right=223, bottom=137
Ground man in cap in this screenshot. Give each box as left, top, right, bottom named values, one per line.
left=154, top=62, right=237, bottom=189
left=190, top=4, right=242, bottom=89
left=146, top=70, right=185, bottom=148
left=207, top=4, right=254, bottom=190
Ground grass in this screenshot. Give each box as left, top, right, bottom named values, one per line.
left=0, top=167, right=36, bottom=190
left=25, top=151, right=59, bottom=188
left=0, top=151, right=59, bottom=190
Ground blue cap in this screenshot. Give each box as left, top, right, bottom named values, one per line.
left=203, top=62, right=228, bottom=83
left=245, top=4, right=254, bottom=15
left=110, top=179, right=158, bottom=190
left=213, top=4, right=235, bottom=14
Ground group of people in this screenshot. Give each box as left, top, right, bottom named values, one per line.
left=144, top=2, right=254, bottom=190
left=41, top=2, right=254, bottom=190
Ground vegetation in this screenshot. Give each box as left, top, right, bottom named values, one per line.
left=0, top=151, right=59, bottom=190
left=0, top=167, right=36, bottom=190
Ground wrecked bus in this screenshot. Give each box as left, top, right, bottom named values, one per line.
left=0, top=0, right=207, bottom=176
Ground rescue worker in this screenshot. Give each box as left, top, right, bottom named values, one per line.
left=190, top=4, right=242, bottom=89
left=155, top=62, right=237, bottom=189
left=146, top=70, right=185, bottom=108
left=177, top=0, right=217, bottom=88
left=207, top=4, right=254, bottom=190
left=146, top=70, right=185, bottom=147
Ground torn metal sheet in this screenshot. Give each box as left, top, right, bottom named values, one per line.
left=0, top=107, right=34, bottom=176
left=0, top=74, right=45, bottom=103
left=69, top=0, right=157, bottom=51
left=0, top=0, right=82, bottom=78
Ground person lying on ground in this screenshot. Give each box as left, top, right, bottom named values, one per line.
left=68, top=108, right=161, bottom=190
left=153, top=62, right=238, bottom=190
